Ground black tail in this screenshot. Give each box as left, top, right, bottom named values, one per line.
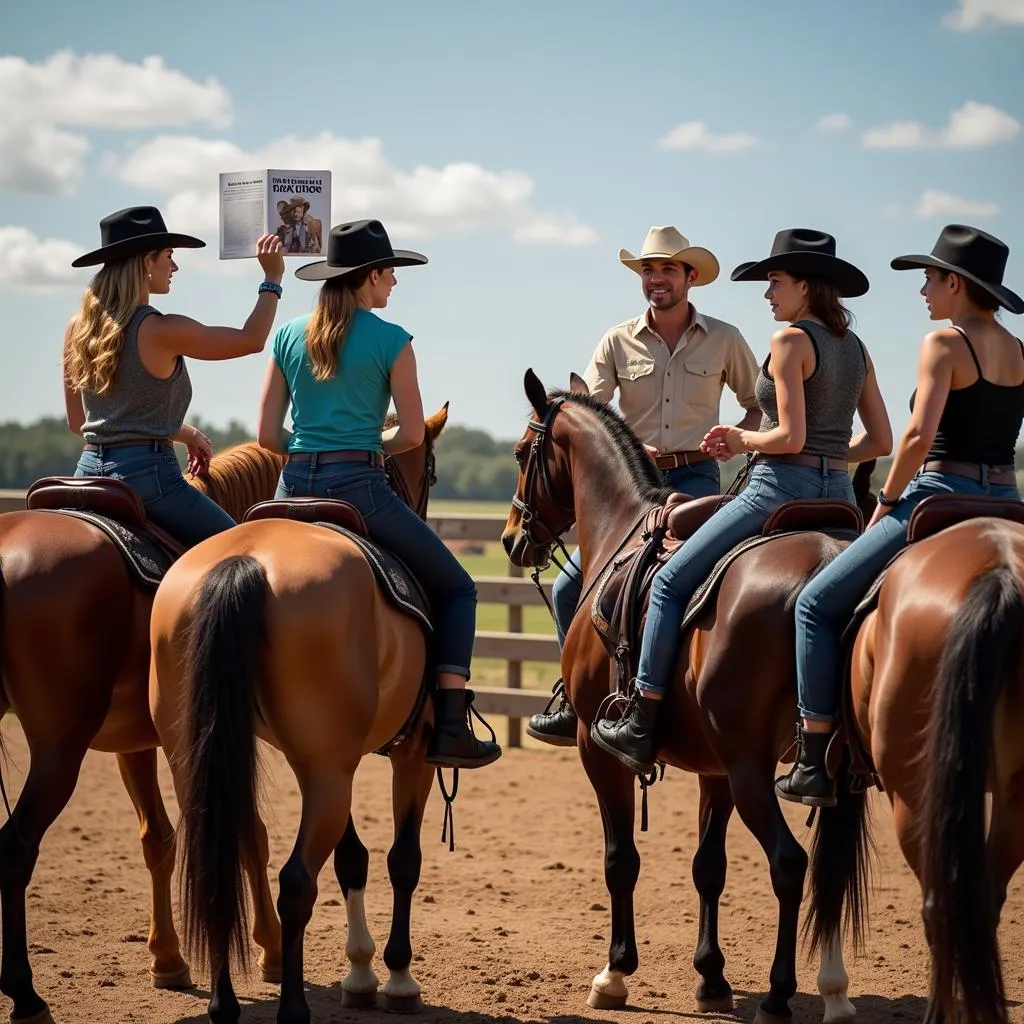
left=923, top=565, right=1021, bottom=1024
left=805, top=755, right=874, bottom=958
left=178, top=555, right=267, bottom=975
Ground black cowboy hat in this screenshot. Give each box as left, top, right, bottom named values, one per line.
left=295, top=219, right=427, bottom=282
left=890, top=224, right=1024, bottom=315
left=731, top=228, right=869, bottom=298
left=72, top=206, right=205, bottom=268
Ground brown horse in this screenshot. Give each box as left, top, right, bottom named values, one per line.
left=806, top=509, right=1024, bottom=1024
left=0, top=440, right=285, bottom=1024
left=501, top=371, right=877, bottom=1024
left=148, top=406, right=448, bottom=1024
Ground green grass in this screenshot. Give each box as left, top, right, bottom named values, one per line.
left=429, top=499, right=512, bottom=515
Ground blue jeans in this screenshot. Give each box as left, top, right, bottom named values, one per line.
left=636, top=459, right=855, bottom=695
left=550, top=460, right=722, bottom=648
left=795, top=469, right=1021, bottom=722
left=277, top=459, right=477, bottom=679
left=75, top=442, right=236, bottom=546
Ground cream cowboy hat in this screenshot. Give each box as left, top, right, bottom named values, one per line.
left=619, top=225, right=720, bottom=286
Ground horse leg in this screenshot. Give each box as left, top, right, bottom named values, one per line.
left=332, top=815, right=379, bottom=1007
left=115, top=750, right=193, bottom=989
left=242, top=813, right=283, bottom=983
left=691, top=775, right=734, bottom=1013
left=727, top=758, right=807, bottom=1024
left=381, top=744, right=435, bottom=1012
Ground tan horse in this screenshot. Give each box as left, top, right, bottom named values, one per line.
left=0, top=442, right=284, bottom=1024
left=149, top=407, right=448, bottom=1024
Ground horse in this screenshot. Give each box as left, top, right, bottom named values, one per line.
left=147, top=405, right=449, bottom=1024
left=805, top=508, right=1024, bottom=1024
left=501, top=371, right=877, bottom=1024
left=0, top=439, right=286, bottom=1024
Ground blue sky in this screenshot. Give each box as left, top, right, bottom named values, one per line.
left=2, top=0, right=1022, bottom=441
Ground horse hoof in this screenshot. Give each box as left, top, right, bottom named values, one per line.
left=341, top=988, right=378, bottom=1009
left=753, top=1011, right=792, bottom=1024
left=383, top=993, right=422, bottom=1014
left=261, top=964, right=283, bottom=985
left=11, top=1008, right=56, bottom=1024
left=587, top=988, right=627, bottom=1011
left=151, top=965, right=194, bottom=990
left=695, top=995, right=735, bottom=1013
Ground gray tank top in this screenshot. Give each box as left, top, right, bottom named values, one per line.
left=80, top=305, right=192, bottom=444
left=754, top=320, right=867, bottom=460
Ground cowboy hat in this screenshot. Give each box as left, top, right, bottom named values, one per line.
left=890, top=224, right=1023, bottom=315
left=286, top=195, right=311, bottom=211
left=295, top=219, right=427, bottom=282
left=619, top=226, right=719, bottom=286
left=72, top=206, right=205, bottom=268
left=730, top=228, right=868, bottom=298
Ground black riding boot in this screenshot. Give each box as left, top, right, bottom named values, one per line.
left=426, top=688, right=502, bottom=769
left=526, top=678, right=579, bottom=747
left=590, top=691, right=659, bottom=774
left=775, top=723, right=837, bottom=807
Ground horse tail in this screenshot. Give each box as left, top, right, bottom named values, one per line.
left=178, top=554, right=267, bottom=975
left=923, top=563, right=1021, bottom=1024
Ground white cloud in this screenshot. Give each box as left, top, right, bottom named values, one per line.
left=0, top=226, right=87, bottom=291
left=0, top=51, right=231, bottom=195
left=817, top=113, right=851, bottom=133
left=657, top=121, right=758, bottom=153
left=943, top=0, right=1024, bottom=28
left=883, top=189, right=1000, bottom=220
left=116, top=132, right=598, bottom=247
left=863, top=101, right=1020, bottom=150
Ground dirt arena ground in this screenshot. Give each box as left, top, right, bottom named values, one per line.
left=3, top=724, right=1021, bottom=1024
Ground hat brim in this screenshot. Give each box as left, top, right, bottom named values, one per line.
left=619, top=246, right=720, bottom=286
left=295, top=250, right=428, bottom=282
left=890, top=254, right=1024, bottom=315
left=72, top=232, right=205, bottom=268
left=730, top=252, right=869, bottom=298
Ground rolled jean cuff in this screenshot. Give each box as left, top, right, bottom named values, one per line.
left=636, top=678, right=666, bottom=697
left=798, top=706, right=836, bottom=724
left=437, top=663, right=471, bottom=681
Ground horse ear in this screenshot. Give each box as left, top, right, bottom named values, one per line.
left=524, top=369, right=548, bottom=417
left=425, top=402, right=449, bottom=440
left=569, top=372, right=590, bottom=395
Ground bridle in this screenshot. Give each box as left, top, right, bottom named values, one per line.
left=385, top=445, right=437, bottom=520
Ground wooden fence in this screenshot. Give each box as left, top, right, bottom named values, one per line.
left=0, top=491, right=572, bottom=747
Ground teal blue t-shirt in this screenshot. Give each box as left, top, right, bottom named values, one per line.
left=272, top=310, right=411, bottom=453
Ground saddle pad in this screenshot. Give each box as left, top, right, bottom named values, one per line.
left=316, top=523, right=432, bottom=633
left=39, top=509, right=174, bottom=590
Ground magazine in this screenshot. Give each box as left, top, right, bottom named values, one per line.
left=218, top=169, right=331, bottom=259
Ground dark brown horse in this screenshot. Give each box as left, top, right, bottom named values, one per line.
left=148, top=406, right=448, bottom=1024
left=806, top=510, right=1024, bottom=1024
left=502, top=371, right=876, bottom=1024
left=0, top=441, right=285, bottom=1024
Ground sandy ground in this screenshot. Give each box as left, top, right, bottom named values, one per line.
left=2, top=723, right=1021, bottom=1024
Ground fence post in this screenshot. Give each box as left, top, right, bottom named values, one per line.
left=505, top=559, right=523, bottom=748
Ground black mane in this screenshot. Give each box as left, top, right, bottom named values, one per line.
left=550, top=389, right=675, bottom=504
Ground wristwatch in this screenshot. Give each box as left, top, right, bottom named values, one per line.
left=876, top=489, right=899, bottom=508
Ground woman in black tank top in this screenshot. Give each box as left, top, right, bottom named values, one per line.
left=778, top=224, right=1024, bottom=807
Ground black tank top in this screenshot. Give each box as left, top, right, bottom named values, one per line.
left=910, top=327, right=1024, bottom=466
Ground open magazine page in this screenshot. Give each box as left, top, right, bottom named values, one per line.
left=218, top=170, right=267, bottom=259
left=267, top=170, right=331, bottom=256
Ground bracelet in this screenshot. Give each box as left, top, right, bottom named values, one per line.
left=258, top=281, right=283, bottom=298
left=876, top=489, right=900, bottom=508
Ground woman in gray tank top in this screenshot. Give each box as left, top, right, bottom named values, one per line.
left=592, top=229, right=893, bottom=774
left=62, top=206, right=285, bottom=547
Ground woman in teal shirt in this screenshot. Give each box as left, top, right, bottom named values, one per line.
left=257, top=219, right=500, bottom=770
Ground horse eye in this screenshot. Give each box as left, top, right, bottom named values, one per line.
left=513, top=448, right=524, bottom=465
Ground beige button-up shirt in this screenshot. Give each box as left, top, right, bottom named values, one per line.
left=583, top=306, right=759, bottom=453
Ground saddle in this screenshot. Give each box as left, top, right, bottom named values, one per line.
left=25, top=476, right=185, bottom=590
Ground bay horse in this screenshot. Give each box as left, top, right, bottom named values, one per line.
left=806, top=508, right=1024, bottom=1024
left=148, top=406, right=449, bottom=1024
left=501, top=371, right=876, bottom=1024
left=0, top=440, right=285, bottom=1024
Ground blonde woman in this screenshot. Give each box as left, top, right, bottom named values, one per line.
left=64, top=206, right=285, bottom=546
left=257, top=218, right=500, bottom=770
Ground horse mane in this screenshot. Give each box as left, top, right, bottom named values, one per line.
left=549, top=389, right=674, bottom=505
left=189, top=442, right=284, bottom=522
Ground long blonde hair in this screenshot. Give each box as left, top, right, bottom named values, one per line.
left=64, top=254, right=153, bottom=394
left=306, top=269, right=372, bottom=381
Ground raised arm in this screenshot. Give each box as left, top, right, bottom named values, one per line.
left=847, top=347, right=893, bottom=463
left=384, top=343, right=426, bottom=454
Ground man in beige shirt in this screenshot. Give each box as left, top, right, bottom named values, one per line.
left=528, top=225, right=761, bottom=746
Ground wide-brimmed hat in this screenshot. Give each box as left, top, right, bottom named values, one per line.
left=890, top=224, right=1023, bottom=315
left=72, top=206, right=205, bottom=268
left=286, top=195, right=311, bottom=212
left=295, top=219, right=427, bottom=282
left=731, top=228, right=869, bottom=297
left=619, top=226, right=719, bottom=286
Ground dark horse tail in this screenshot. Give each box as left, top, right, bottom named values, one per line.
left=923, top=564, right=1021, bottom=1024
left=178, top=554, right=267, bottom=974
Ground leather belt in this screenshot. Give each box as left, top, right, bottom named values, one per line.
left=653, top=449, right=715, bottom=470
left=922, top=459, right=1017, bottom=485
left=285, top=449, right=384, bottom=468
left=83, top=438, right=170, bottom=452
left=761, top=453, right=848, bottom=472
